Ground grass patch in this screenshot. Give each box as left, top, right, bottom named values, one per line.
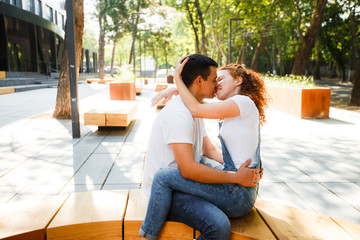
left=263, top=74, right=316, bottom=88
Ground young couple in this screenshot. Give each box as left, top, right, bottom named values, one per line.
left=141, top=54, right=268, bottom=240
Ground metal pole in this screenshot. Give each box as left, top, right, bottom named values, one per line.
left=66, top=0, right=80, bottom=138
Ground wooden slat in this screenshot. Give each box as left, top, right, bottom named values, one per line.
left=84, top=101, right=137, bottom=127
left=0, top=88, right=15, bottom=95
left=155, top=83, right=168, bottom=92
left=332, top=217, right=360, bottom=240
left=255, top=200, right=354, bottom=240
left=0, top=195, right=69, bottom=240
left=47, top=190, right=128, bottom=240
left=106, top=101, right=138, bottom=127
left=84, top=111, right=105, bottom=126
left=86, top=78, right=114, bottom=84
left=194, top=208, right=275, bottom=240
left=124, top=189, right=194, bottom=240
left=230, top=208, right=276, bottom=240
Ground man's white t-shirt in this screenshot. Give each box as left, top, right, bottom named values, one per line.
left=142, top=96, right=207, bottom=197
left=220, top=95, right=259, bottom=169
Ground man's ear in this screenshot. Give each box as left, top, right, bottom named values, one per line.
left=195, top=75, right=203, bottom=85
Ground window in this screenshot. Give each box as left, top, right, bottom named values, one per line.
left=23, top=0, right=35, bottom=13
left=54, top=10, right=58, bottom=25
left=45, top=4, right=53, bottom=22
left=59, top=13, right=65, bottom=30
left=11, top=0, right=22, bottom=8
left=36, top=0, right=42, bottom=17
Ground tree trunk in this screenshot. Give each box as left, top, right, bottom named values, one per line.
left=291, top=0, right=327, bottom=75
left=349, top=62, right=360, bottom=106
left=349, top=11, right=359, bottom=83
left=236, top=36, right=247, bottom=65
left=53, top=0, right=84, bottom=119
left=313, top=38, right=321, bottom=80
left=110, top=40, right=117, bottom=76
left=185, top=0, right=200, bottom=53
left=128, top=0, right=141, bottom=65
left=194, top=0, right=207, bottom=55
left=98, top=15, right=105, bottom=80
left=250, top=21, right=272, bottom=71
left=276, top=36, right=284, bottom=75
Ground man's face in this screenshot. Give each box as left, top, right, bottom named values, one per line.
left=201, top=66, right=218, bottom=99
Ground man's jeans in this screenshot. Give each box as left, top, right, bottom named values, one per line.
left=139, top=168, right=257, bottom=239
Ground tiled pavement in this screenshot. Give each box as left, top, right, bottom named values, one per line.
left=0, top=80, right=359, bottom=225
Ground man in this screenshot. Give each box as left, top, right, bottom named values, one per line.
left=142, top=54, right=258, bottom=240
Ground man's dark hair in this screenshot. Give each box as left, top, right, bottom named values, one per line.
left=181, top=54, right=218, bottom=88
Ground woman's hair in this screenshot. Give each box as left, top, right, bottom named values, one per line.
left=219, top=64, right=269, bottom=125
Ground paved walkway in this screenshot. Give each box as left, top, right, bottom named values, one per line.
left=0, top=80, right=360, bottom=226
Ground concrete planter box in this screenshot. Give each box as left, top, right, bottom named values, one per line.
left=109, top=82, right=136, bottom=100
left=267, top=86, right=331, bottom=119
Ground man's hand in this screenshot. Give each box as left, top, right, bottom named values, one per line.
left=234, top=159, right=262, bottom=188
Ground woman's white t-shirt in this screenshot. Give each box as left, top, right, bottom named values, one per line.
left=219, top=95, right=259, bottom=169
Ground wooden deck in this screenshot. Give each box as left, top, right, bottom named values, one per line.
left=0, top=189, right=359, bottom=240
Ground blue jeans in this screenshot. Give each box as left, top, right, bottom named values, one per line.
left=140, top=168, right=257, bottom=239
left=140, top=124, right=261, bottom=239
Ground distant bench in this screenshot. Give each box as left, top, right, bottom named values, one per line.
left=84, top=100, right=138, bottom=127
left=86, top=78, right=115, bottom=84
left=1, top=189, right=359, bottom=240
left=0, top=87, right=15, bottom=95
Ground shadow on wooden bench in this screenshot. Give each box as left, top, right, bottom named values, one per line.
left=0, top=189, right=359, bottom=240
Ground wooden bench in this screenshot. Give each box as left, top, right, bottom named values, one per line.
left=86, top=78, right=115, bottom=84
left=0, top=190, right=359, bottom=240
left=155, top=83, right=168, bottom=92
left=84, top=100, right=138, bottom=127
left=0, top=87, right=15, bottom=95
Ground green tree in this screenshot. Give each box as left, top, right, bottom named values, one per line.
left=291, top=0, right=328, bottom=75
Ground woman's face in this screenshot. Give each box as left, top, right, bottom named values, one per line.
left=215, top=70, right=240, bottom=100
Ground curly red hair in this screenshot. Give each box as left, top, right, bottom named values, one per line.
left=219, top=64, right=269, bottom=125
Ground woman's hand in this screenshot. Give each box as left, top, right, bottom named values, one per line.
left=151, top=87, right=178, bottom=107
left=174, top=56, right=189, bottom=79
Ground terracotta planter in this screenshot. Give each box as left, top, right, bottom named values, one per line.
left=167, top=76, right=174, bottom=83
left=267, top=86, right=331, bottom=119
left=109, top=82, right=136, bottom=100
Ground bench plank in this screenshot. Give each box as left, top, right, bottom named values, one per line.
left=124, top=189, right=194, bottom=240
left=230, top=208, right=276, bottom=240
left=0, top=88, right=15, bottom=95
left=47, top=190, right=128, bottom=240
left=332, top=217, right=360, bottom=240
left=255, top=199, right=354, bottom=240
left=84, top=101, right=137, bottom=127
left=0, top=195, right=68, bottom=240
left=155, top=83, right=168, bottom=92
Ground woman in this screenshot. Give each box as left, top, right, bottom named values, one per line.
left=140, top=56, right=268, bottom=240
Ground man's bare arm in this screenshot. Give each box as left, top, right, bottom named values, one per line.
left=172, top=143, right=259, bottom=187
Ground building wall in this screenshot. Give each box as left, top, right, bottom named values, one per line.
left=0, top=0, right=97, bottom=74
